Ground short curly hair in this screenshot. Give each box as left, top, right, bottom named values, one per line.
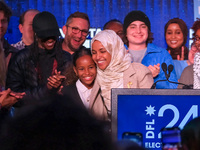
left=191, top=18, right=200, bottom=40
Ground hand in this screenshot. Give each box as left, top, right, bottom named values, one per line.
left=168, top=47, right=185, bottom=60
left=47, top=70, right=66, bottom=90
left=57, top=85, right=64, bottom=95
left=188, top=44, right=199, bottom=65
left=0, top=89, right=22, bottom=109
left=177, top=46, right=185, bottom=60
left=10, top=91, right=26, bottom=99
left=148, top=63, right=160, bottom=78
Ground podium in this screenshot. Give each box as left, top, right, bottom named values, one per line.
left=111, top=89, right=200, bottom=150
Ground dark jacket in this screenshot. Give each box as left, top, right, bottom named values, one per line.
left=6, top=41, right=72, bottom=100
left=3, top=38, right=18, bottom=58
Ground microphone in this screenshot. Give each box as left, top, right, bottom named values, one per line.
left=151, top=63, right=169, bottom=89
left=163, top=63, right=192, bottom=89
left=168, top=64, right=174, bottom=78
left=151, top=63, right=192, bottom=89
left=162, top=63, right=169, bottom=80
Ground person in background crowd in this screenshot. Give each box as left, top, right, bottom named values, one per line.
left=91, top=30, right=153, bottom=112
left=124, top=10, right=177, bottom=89
left=12, top=9, right=39, bottom=50
left=0, top=94, right=114, bottom=150
left=0, top=35, right=25, bottom=120
left=178, top=18, right=200, bottom=89
left=103, top=19, right=126, bottom=44
left=62, top=47, right=108, bottom=120
left=165, top=18, right=189, bottom=60
left=6, top=11, right=71, bottom=100
left=62, top=11, right=90, bottom=55
left=0, top=1, right=17, bottom=66
left=164, top=18, right=197, bottom=80
left=0, top=41, right=6, bottom=91
left=181, top=117, right=200, bottom=150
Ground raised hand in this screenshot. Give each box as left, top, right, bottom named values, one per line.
left=188, top=44, right=199, bottom=65
left=177, top=46, right=185, bottom=60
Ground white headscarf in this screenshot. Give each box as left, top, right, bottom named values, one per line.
left=91, top=30, right=131, bottom=110
left=194, top=52, right=200, bottom=89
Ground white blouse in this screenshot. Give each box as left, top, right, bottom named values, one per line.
left=76, top=79, right=92, bottom=109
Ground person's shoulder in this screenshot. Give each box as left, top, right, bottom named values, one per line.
left=131, top=62, right=151, bottom=74
left=183, top=64, right=193, bottom=74
left=11, top=47, right=30, bottom=62
left=147, top=43, right=168, bottom=53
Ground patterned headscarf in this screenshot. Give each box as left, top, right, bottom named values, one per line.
left=194, top=52, right=200, bottom=89
left=91, top=30, right=131, bottom=110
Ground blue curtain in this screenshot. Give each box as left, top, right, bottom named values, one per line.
left=5, top=0, right=194, bottom=48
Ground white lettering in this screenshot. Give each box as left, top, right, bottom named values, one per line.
left=146, top=131, right=154, bottom=139
left=145, top=142, right=161, bottom=148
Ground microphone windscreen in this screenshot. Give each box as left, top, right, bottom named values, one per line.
left=161, top=63, right=167, bottom=72
left=168, top=65, right=174, bottom=73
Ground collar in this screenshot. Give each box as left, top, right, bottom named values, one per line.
left=76, top=79, right=91, bottom=93
left=146, top=43, right=163, bottom=54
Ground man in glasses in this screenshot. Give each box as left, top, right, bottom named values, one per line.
left=6, top=11, right=71, bottom=100
left=62, top=12, right=90, bottom=55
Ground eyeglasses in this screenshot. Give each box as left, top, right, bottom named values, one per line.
left=66, top=25, right=89, bottom=36
left=194, top=36, right=200, bottom=42
left=116, top=31, right=124, bottom=37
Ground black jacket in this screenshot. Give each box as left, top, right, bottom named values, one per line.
left=6, top=41, right=72, bottom=100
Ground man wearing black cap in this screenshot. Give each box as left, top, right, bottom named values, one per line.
left=124, top=10, right=177, bottom=89
left=6, top=11, right=71, bottom=100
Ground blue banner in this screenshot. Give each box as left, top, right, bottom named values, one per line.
left=116, top=94, right=199, bottom=149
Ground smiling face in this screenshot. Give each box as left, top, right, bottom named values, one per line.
left=62, top=18, right=89, bottom=54
left=165, top=23, right=184, bottom=49
left=73, top=55, right=96, bottom=89
left=91, top=40, right=111, bottom=71
left=126, top=21, right=148, bottom=50
left=38, top=36, right=57, bottom=50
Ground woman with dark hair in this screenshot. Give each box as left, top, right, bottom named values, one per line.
left=165, top=18, right=189, bottom=60
left=62, top=47, right=108, bottom=120
left=164, top=18, right=196, bottom=80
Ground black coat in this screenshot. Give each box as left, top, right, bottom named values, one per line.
left=6, top=41, right=72, bottom=100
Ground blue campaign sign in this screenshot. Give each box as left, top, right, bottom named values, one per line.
left=111, top=89, right=200, bottom=150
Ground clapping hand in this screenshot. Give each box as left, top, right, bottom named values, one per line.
left=47, top=70, right=66, bottom=90
left=148, top=63, right=160, bottom=78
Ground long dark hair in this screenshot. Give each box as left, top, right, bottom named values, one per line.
left=29, top=36, right=65, bottom=70
left=165, top=18, right=188, bottom=60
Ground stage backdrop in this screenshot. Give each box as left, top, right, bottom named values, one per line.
left=4, top=0, right=194, bottom=49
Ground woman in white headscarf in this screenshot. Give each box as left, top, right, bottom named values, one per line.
left=91, top=30, right=153, bottom=111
